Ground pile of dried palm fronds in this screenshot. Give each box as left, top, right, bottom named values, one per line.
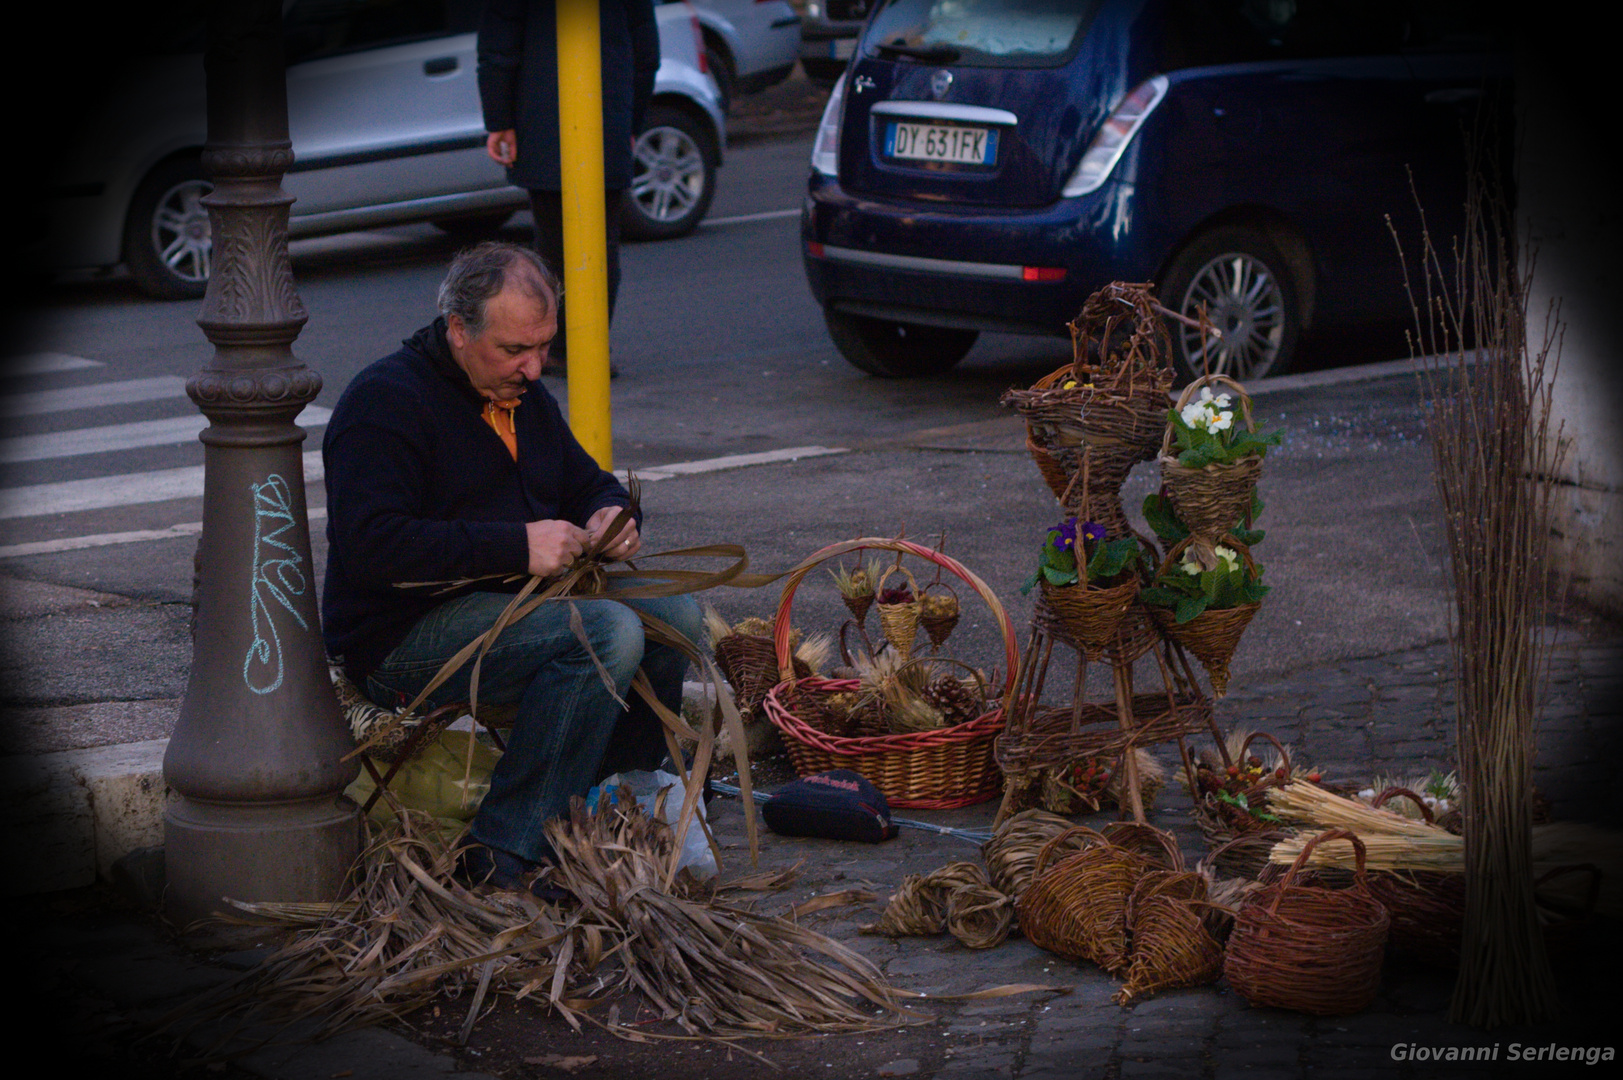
left=169, top=801, right=927, bottom=1057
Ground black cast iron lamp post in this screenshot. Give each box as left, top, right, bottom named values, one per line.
left=163, top=0, right=360, bottom=928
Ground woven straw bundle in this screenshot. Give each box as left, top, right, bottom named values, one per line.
left=864, top=861, right=1011, bottom=949
left=980, top=809, right=1078, bottom=900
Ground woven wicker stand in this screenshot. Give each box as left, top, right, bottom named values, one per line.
left=997, top=283, right=1227, bottom=826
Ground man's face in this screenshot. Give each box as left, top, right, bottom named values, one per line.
left=446, top=278, right=557, bottom=401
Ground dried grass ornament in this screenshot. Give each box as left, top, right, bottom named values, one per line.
left=830, top=558, right=882, bottom=627
left=980, top=809, right=1080, bottom=902
left=875, top=563, right=922, bottom=660
left=919, top=580, right=962, bottom=651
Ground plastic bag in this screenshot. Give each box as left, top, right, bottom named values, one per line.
left=345, top=728, right=501, bottom=843
left=588, top=769, right=717, bottom=881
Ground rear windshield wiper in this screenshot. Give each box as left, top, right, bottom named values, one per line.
left=874, top=41, right=962, bottom=63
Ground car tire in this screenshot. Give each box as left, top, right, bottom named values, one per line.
left=124, top=157, right=213, bottom=301
left=824, top=309, right=979, bottom=378
left=622, top=105, right=716, bottom=241
left=1159, top=226, right=1302, bottom=383
left=431, top=211, right=515, bottom=239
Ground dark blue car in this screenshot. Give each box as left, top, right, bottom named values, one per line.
left=801, top=0, right=1507, bottom=378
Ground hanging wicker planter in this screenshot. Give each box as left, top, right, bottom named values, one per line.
left=1037, top=573, right=1141, bottom=654
left=1223, top=829, right=1391, bottom=1015
left=1159, top=373, right=1266, bottom=543
left=1143, top=536, right=1263, bottom=697
left=919, top=580, right=963, bottom=651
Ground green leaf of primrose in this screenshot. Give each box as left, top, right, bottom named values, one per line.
left=1175, top=596, right=1209, bottom=623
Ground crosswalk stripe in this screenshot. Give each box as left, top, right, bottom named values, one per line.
left=0, top=375, right=191, bottom=418
left=0, top=407, right=331, bottom=464
left=1, top=353, right=105, bottom=377
left=0, top=452, right=325, bottom=520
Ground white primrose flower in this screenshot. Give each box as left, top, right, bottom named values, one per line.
left=1209, top=410, right=1234, bottom=432
left=1179, top=551, right=1203, bottom=575
left=1180, top=400, right=1210, bottom=429
left=1214, top=545, right=1240, bottom=572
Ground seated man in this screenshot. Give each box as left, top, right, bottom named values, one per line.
left=321, top=241, right=701, bottom=894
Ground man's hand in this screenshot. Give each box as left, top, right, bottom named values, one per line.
left=586, top=505, right=642, bottom=562
left=487, top=130, right=516, bottom=166
left=526, top=519, right=589, bottom=578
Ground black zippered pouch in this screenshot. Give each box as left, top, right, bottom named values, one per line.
left=761, top=769, right=899, bottom=844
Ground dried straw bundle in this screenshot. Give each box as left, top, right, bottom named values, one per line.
left=177, top=803, right=923, bottom=1053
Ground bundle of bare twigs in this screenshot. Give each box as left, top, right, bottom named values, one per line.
left=1394, top=140, right=1565, bottom=1027
left=168, top=802, right=926, bottom=1058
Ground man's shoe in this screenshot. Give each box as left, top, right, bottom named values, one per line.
left=456, top=843, right=571, bottom=902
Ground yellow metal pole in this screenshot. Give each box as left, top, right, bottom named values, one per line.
left=555, top=0, right=612, bottom=467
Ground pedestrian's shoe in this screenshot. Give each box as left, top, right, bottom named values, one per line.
left=455, top=843, right=571, bottom=903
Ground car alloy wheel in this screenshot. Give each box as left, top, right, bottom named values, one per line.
left=124, top=157, right=214, bottom=300
left=1162, top=227, right=1301, bottom=383
left=623, top=105, right=715, bottom=240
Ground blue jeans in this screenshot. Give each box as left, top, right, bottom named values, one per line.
left=364, top=587, right=703, bottom=864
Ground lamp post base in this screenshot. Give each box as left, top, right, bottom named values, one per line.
left=163, top=795, right=361, bottom=928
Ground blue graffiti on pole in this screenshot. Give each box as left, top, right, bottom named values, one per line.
left=244, top=474, right=309, bottom=694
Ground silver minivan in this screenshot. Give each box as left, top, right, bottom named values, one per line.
left=40, top=0, right=726, bottom=300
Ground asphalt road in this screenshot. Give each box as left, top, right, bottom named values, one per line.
left=0, top=129, right=1479, bottom=732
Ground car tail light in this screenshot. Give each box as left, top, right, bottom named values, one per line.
left=1061, top=75, right=1168, bottom=198
left=810, top=72, right=847, bottom=178
left=686, top=6, right=707, bottom=74
left=1022, top=266, right=1067, bottom=282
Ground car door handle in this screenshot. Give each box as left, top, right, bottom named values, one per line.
left=424, top=56, right=458, bottom=77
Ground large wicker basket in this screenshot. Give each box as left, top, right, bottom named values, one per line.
left=762, top=538, right=1019, bottom=809
left=1223, top=829, right=1391, bottom=1015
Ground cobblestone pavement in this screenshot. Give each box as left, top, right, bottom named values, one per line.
left=15, top=630, right=1620, bottom=1079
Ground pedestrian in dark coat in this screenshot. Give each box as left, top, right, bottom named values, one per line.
left=478, top=0, right=659, bottom=375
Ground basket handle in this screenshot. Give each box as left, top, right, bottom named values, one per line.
left=1101, top=821, right=1186, bottom=872
left=1370, top=785, right=1434, bottom=824
left=1273, top=828, right=1367, bottom=909
left=1161, top=372, right=1258, bottom=459
left=770, top=538, right=1019, bottom=694
left=1032, top=825, right=1109, bottom=879
left=1238, top=730, right=1291, bottom=780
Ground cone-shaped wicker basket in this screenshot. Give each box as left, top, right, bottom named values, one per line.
left=1144, top=535, right=1262, bottom=696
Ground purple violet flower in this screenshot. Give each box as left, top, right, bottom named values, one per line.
left=1049, top=517, right=1079, bottom=551
left=1082, top=521, right=1108, bottom=544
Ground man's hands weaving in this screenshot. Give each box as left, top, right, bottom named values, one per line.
left=586, top=505, right=642, bottom=562
left=525, top=508, right=640, bottom=578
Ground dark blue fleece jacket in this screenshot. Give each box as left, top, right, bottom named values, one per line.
left=320, top=318, right=632, bottom=681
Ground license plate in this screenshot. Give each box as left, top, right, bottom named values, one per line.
left=885, top=122, right=997, bottom=166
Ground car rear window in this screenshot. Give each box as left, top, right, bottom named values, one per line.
left=865, top=0, right=1100, bottom=67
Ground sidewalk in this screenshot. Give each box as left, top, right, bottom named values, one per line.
left=8, top=627, right=1621, bottom=1079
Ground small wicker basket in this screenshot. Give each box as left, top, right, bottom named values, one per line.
left=1223, top=829, right=1391, bottom=1015
left=875, top=563, right=922, bottom=660
left=1144, top=535, right=1262, bottom=697
left=1158, top=373, right=1265, bottom=544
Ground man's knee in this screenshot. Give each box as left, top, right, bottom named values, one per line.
left=571, top=600, right=646, bottom=682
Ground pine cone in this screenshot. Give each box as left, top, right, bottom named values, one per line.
left=922, top=673, right=983, bottom=726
